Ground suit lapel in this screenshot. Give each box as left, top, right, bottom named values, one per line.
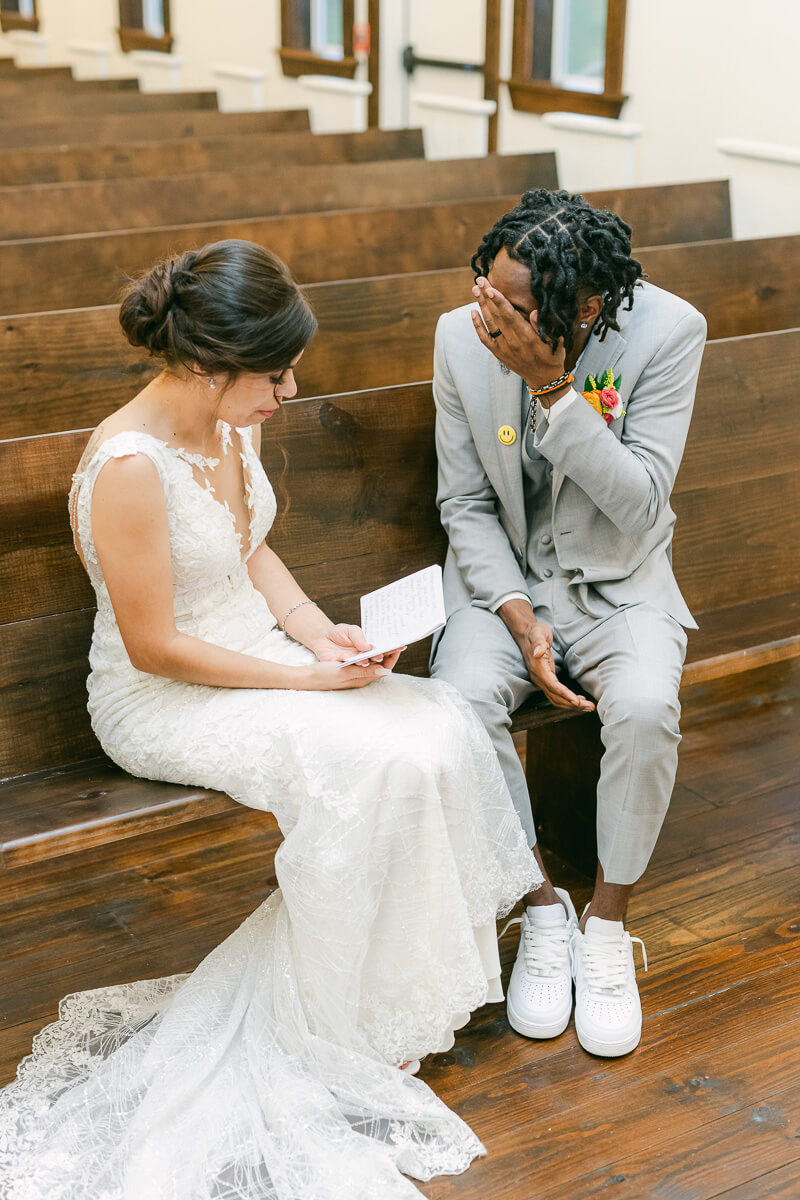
left=488, top=359, right=527, bottom=542
left=552, top=327, right=626, bottom=507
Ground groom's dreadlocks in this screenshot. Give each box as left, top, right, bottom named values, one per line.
left=472, top=189, right=644, bottom=355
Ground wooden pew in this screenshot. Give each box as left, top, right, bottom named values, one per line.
left=0, top=125, right=427, bottom=187
left=0, top=63, right=73, bottom=77
left=0, top=76, right=141, bottom=97
left=1, top=328, right=797, bottom=869
left=0, top=108, right=311, bottom=150
left=0, top=151, right=557, bottom=239
left=0, top=180, right=733, bottom=315
left=0, top=89, right=219, bottom=121
left=1, top=235, right=793, bottom=440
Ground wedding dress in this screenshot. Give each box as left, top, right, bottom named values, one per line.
left=0, top=424, right=540, bottom=1200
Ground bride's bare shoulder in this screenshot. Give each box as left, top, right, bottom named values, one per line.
left=74, top=403, right=150, bottom=477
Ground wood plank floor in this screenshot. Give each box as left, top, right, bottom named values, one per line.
left=1, top=695, right=798, bottom=1199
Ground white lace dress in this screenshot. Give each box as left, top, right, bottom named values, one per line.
left=0, top=425, right=540, bottom=1200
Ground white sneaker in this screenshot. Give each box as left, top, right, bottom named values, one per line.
left=571, top=915, right=648, bottom=1057
left=504, top=887, right=578, bottom=1039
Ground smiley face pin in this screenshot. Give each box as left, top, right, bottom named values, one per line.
left=498, top=425, right=517, bottom=446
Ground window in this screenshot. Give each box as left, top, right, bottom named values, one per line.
left=279, top=0, right=356, bottom=79
left=311, top=0, right=344, bottom=60
left=0, top=0, right=39, bottom=34
left=117, top=0, right=173, bottom=54
left=509, top=0, right=627, bottom=119
left=551, top=0, right=606, bottom=93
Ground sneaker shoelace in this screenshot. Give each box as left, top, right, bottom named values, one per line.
left=572, top=930, right=648, bottom=995
left=501, top=915, right=571, bottom=979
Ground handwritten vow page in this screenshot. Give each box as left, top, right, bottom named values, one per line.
left=337, top=565, right=447, bottom=667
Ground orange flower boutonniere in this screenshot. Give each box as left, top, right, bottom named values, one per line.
left=583, top=368, right=624, bottom=426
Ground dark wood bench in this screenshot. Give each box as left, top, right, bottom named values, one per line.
left=0, top=75, right=141, bottom=98
left=0, top=179, right=733, bottom=315
left=1, top=328, right=798, bottom=874
left=0, top=62, right=72, bottom=77
left=0, top=89, right=219, bottom=121
left=0, top=108, right=311, bottom=150
left=0, top=125, right=427, bottom=187
left=1, top=233, right=794, bottom=440
left=0, top=151, right=557, bottom=240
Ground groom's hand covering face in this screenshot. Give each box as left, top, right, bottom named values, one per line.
left=470, top=249, right=567, bottom=390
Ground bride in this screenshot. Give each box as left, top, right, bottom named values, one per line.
left=0, top=239, right=540, bottom=1200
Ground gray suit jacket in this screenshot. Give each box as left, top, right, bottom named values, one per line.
left=433, top=281, right=707, bottom=631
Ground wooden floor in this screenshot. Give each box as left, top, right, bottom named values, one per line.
left=2, top=695, right=799, bottom=1199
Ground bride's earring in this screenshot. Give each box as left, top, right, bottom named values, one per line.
left=209, top=378, right=216, bottom=390
left=580, top=322, right=588, bottom=329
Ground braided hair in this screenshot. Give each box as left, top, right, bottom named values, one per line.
left=472, top=189, right=644, bottom=355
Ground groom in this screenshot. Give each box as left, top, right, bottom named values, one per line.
left=430, top=189, right=706, bottom=1057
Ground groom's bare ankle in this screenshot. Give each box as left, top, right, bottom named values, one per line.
left=525, top=883, right=560, bottom=908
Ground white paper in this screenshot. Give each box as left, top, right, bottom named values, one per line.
left=337, top=565, right=446, bottom=667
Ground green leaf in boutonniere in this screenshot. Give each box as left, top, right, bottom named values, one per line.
left=584, top=373, right=598, bottom=392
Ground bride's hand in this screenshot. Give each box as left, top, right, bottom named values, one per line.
left=303, top=661, right=392, bottom=691
left=313, top=624, right=405, bottom=671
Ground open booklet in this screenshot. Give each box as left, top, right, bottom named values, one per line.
left=337, top=564, right=447, bottom=668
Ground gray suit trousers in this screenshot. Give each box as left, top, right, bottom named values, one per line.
left=431, top=601, right=687, bottom=885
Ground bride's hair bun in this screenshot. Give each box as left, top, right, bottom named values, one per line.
left=119, top=253, right=191, bottom=358
left=118, top=240, right=316, bottom=379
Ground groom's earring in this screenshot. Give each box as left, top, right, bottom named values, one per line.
left=209, top=378, right=216, bottom=390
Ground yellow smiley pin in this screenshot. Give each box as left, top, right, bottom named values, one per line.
left=498, top=425, right=517, bottom=446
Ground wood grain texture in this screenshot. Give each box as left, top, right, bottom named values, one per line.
left=0, top=89, right=218, bottom=121
left=637, top=234, right=800, bottom=340
left=0, top=107, right=311, bottom=150
left=673, top=470, right=800, bottom=612
left=0, top=75, right=140, bottom=97
left=0, top=179, right=732, bottom=316
left=0, top=126, right=426, bottom=187
left=0, top=607, right=97, bottom=776
left=0, top=63, right=72, bottom=78
left=0, top=151, right=557, bottom=239
left=3, top=252, right=794, bottom=442
left=0, top=759, right=233, bottom=870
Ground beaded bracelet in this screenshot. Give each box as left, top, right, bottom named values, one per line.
left=279, top=598, right=317, bottom=632
left=527, top=371, right=574, bottom=397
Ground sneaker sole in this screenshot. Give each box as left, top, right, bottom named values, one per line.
left=507, top=998, right=572, bottom=1040
left=575, top=1021, right=641, bottom=1058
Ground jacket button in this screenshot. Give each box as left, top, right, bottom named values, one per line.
left=543, top=568, right=553, bottom=578
left=541, top=534, right=552, bottom=545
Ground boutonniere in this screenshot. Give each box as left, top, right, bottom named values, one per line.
left=582, top=368, right=624, bottom=426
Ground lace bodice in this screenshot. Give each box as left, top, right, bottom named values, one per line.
left=70, top=424, right=276, bottom=618
left=69, top=424, right=280, bottom=668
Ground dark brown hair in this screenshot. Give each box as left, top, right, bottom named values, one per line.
left=119, top=239, right=317, bottom=378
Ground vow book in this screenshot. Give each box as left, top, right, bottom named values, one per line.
left=337, top=565, right=446, bottom=668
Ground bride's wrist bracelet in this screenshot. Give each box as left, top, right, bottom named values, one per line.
left=279, top=598, right=318, bottom=632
